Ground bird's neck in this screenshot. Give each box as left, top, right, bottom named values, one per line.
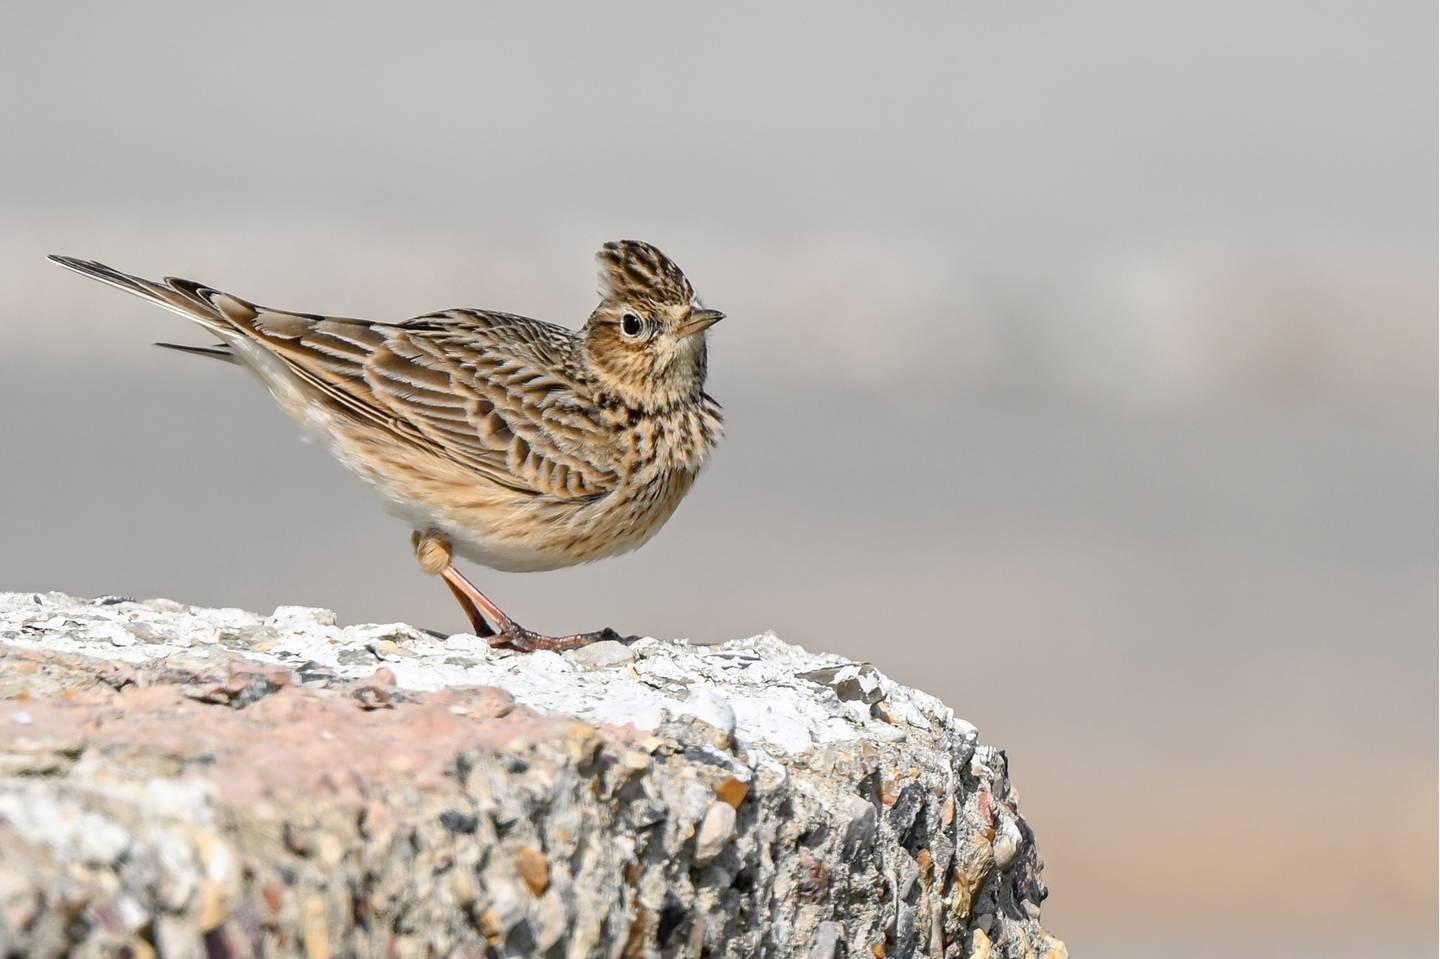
left=605, top=391, right=724, bottom=476
left=579, top=357, right=708, bottom=415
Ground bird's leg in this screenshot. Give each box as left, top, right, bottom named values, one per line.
left=411, top=530, right=618, bottom=652
left=412, top=529, right=495, bottom=637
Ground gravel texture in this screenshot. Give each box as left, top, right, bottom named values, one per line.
left=0, top=591, right=1064, bottom=958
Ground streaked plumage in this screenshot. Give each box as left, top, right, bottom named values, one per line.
left=49, top=241, right=724, bottom=648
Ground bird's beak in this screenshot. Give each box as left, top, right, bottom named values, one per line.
left=677, top=308, right=724, bottom=338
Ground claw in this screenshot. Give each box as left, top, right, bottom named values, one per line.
left=490, top=626, right=620, bottom=652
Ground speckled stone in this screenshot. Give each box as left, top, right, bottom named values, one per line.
left=0, top=590, right=1062, bottom=958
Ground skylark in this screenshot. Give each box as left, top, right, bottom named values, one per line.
left=49, top=241, right=724, bottom=650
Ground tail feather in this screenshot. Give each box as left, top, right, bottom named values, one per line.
left=47, top=254, right=263, bottom=360
left=49, top=255, right=221, bottom=325
left=154, top=341, right=237, bottom=363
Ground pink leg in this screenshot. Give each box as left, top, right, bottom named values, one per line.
left=414, top=530, right=617, bottom=652
left=438, top=565, right=617, bottom=651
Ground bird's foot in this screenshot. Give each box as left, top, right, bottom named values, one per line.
left=487, top=625, right=622, bottom=653
left=412, top=529, right=623, bottom=652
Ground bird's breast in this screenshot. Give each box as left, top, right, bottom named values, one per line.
left=614, top=400, right=723, bottom=477
left=396, top=397, right=723, bottom=573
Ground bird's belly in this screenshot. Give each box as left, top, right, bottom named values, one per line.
left=428, top=520, right=584, bottom=573
left=439, top=475, right=697, bottom=572
left=291, top=402, right=701, bottom=573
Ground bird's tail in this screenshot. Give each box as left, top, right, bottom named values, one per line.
left=48, top=255, right=248, bottom=361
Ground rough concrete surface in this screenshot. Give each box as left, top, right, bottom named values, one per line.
left=0, top=591, right=1064, bottom=958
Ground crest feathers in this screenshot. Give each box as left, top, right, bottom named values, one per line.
left=595, top=240, right=695, bottom=306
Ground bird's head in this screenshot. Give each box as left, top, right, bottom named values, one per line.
left=581, top=240, right=722, bottom=409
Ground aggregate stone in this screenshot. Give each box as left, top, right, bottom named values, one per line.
left=0, top=590, right=1063, bottom=958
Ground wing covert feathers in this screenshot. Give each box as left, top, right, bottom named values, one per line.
left=48, top=256, right=619, bottom=500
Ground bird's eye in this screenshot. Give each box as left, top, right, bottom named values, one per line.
left=621, top=313, right=643, bottom=337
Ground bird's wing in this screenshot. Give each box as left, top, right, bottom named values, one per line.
left=47, top=257, right=618, bottom=499
left=249, top=306, right=622, bottom=499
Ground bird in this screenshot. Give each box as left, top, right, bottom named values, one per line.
left=48, top=241, right=724, bottom=651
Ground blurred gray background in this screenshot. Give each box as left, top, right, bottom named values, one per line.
left=2, top=2, right=1435, bottom=955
